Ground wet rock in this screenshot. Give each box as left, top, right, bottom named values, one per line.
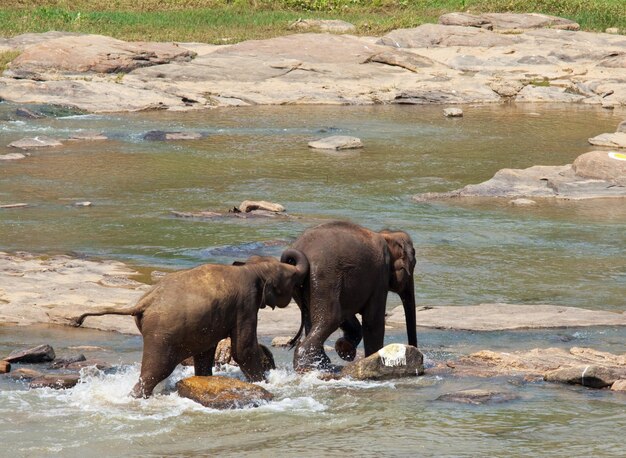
left=177, top=375, right=274, bottom=409
left=378, top=24, right=520, bottom=48
left=443, top=107, right=463, bottom=117
left=611, top=380, right=626, bottom=391
left=436, top=389, right=519, bottom=404
left=65, top=359, right=112, bottom=371
left=308, top=135, right=363, bottom=150
left=5, top=344, right=55, bottom=363
left=544, top=365, right=626, bottom=388
left=143, top=130, right=203, bottom=141
left=289, top=19, right=356, bottom=33
left=588, top=132, right=626, bottom=148
left=572, top=151, right=626, bottom=184
left=341, top=344, right=424, bottom=380
left=15, top=107, right=44, bottom=119
left=515, top=85, right=585, bottom=103
left=29, top=374, right=80, bottom=389
left=68, top=131, right=107, bottom=141
left=214, top=337, right=233, bottom=366
left=238, top=200, right=285, bottom=213
left=509, top=198, right=537, bottom=206
left=171, top=210, right=221, bottom=219
left=0, top=360, right=10, bottom=374
left=49, top=354, right=86, bottom=369
left=271, top=336, right=293, bottom=347
left=0, top=203, right=29, bottom=209
left=0, top=153, right=27, bottom=161
left=7, top=368, right=43, bottom=380
left=183, top=338, right=275, bottom=372
left=73, top=201, right=93, bottom=207
left=9, top=34, right=196, bottom=74
left=8, top=136, right=63, bottom=149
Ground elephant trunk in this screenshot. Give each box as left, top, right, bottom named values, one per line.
left=280, top=248, right=309, bottom=285
left=400, top=280, right=418, bottom=348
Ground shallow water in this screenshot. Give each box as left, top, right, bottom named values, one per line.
left=1, top=102, right=625, bottom=455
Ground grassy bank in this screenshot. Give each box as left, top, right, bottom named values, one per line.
left=0, top=1, right=623, bottom=43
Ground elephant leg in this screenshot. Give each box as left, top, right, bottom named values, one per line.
left=193, top=347, right=216, bottom=377
left=294, top=297, right=340, bottom=372
left=335, top=315, right=362, bottom=361
left=361, top=291, right=388, bottom=357
left=231, top=326, right=265, bottom=382
left=131, top=344, right=179, bottom=398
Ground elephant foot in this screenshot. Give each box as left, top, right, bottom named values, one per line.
left=335, top=337, right=357, bottom=362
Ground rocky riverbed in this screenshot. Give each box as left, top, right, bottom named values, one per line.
left=1, top=13, right=625, bottom=112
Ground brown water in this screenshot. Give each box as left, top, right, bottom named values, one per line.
left=1, top=102, right=625, bottom=455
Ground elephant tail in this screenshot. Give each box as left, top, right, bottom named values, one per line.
left=68, top=291, right=153, bottom=327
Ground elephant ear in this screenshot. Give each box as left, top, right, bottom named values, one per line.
left=381, top=231, right=415, bottom=290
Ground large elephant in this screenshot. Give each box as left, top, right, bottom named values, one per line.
left=70, top=250, right=309, bottom=397
left=281, top=221, right=417, bottom=372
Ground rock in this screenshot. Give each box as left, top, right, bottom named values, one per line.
left=308, top=135, right=363, bottom=150
left=143, top=130, right=203, bottom=141
left=436, top=389, right=518, bottom=404
left=8, top=136, right=63, bottom=149
left=176, top=375, right=273, bottom=409
left=572, top=151, right=626, bottom=185
left=68, top=131, right=107, bottom=141
left=0, top=360, right=10, bottom=374
left=509, top=198, right=537, bottom=206
left=617, top=121, right=626, bottom=133
left=544, top=365, right=626, bottom=388
left=515, top=85, right=586, bottom=103
left=611, top=380, right=626, bottom=391
left=480, top=13, right=579, bottom=31
left=15, top=107, right=44, bottom=119
left=214, top=337, right=233, bottom=366
left=0, top=203, right=29, bottom=209
left=378, top=24, right=520, bottom=48
left=588, top=132, right=626, bottom=148
left=364, top=50, right=438, bottom=73
left=49, top=354, right=87, bottom=369
left=271, top=336, right=293, bottom=347
left=443, top=107, right=463, bottom=117
left=29, top=374, right=80, bottom=389
left=9, top=34, right=196, bottom=74
left=171, top=210, right=221, bottom=219
left=439, top=13, right=492, bottom=29
left=0, top=153, right=27, bottom=161
left=65, top=359, right=112, bottom=371
left=7, top=368, right=43, bottom=380
left=605, top=28, right=620, bottom=35
left=73, top=201, right=93, bottom=207
left=489, top=80, right=525, bottom=98
left=341, top=344, right=424, bottom=380
left=184, top=338, right=275, bottom=372
left=238, top=200, right=285, bottom=213
left=289, top=19, right=356, bottom=33
left=4, top=344, right=55, bottom=363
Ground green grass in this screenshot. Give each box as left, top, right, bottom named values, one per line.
left=0, top=50, right=20, bottom=72
left=0, top=1, right=623, bottom=43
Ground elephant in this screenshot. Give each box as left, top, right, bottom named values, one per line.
left=280, top=221, right=417, bottom=372
left=70, top=250, right=309, bottom=398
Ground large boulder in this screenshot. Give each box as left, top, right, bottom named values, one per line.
left=544, top=365, right=626, bottom=388
left=8, top=34, right=195, bottom=75
left=572, top=151, right=626, bottom=185
left=4, top=344, right=56, bottom=363
left=176, top=376, right=273, bottom=409
left=341, top=344, right=424, bottom=380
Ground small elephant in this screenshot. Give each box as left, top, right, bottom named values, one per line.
left=281, top=221, right=417, bottom=371
left=70, top=250, right=309, bottom=398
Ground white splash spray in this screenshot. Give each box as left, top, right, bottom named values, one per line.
left=378, top=344, right=407, bottom=367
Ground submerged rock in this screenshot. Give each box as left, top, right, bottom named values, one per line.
left=436, top=389, right=519, bottom=404
left=341, top=344, right=424, bottom=380
left=49, top=354, right=86, bottom=369
left=69, top=131, right=108, bottom=141
left=7, top=368, right=42, bottom=380
left=509, top=198, right=537, bottom=206
left=4, top=344, right=56, bottom=363
left=15, top=107, right=44, bottom=119
left=271, top=336, right=293, bottom=347
left=29, top=374, right=80, bottom=389
left=0, top=203, right=29, bottom=209
left=544, top=365, right=626, bottom=388
left=65, top=359, right=112, bottom=371
left=443, top=107, right=463, bottom=117
left=0, top=153, right=27, bottom=161
left=308, top=135, right=363, bottom=150
left=8, top=136, right=63, bottom=149
left=176, top=375, right=273, bottom=409
left=143, top=130, right=203, bottom=141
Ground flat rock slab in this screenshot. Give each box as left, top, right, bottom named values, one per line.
left=440, top=13, right=579, bottom=31
left=544, top=365, right=626, bottom=388
left=9, top=34, right=195, bottom=75
left=588, top=132, right=626, bottom=148
left=4, top=344, right=55, bottom=363
left=68, top=131, right=108, bottom=141
left=386, top=304, right=626, bottom=331
left=29, top=374, right=80, bottom=389
left=8, top=136, right=63, bottom=149
left=308, top=135, right=363, bottom=150
left=176, top=375, right=273, bottom=409
left=0, top=153, right=27, bottom=160
left=436, top=389, right=519, bottom=404
left=378, top=23, right=521, bottom=48
left=413, top=151, right=626, bottom=200
left=341, top=344, right=424, bottom=380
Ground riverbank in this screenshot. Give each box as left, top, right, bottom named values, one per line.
left=1, top=251, right=624, bottom=335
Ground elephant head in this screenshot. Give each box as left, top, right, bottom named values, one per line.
left=236, top=249, right=309, bottom=309
left=381, top=230, right=418, bottom=348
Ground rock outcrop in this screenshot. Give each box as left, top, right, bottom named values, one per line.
left=341, top=344, right=424, bottom=380
left=4, top=344, right=56, bottom=363
left=413, top=151, right=626, bottom=201
left=8, top=136, right=63, bottom=149
left=439, top=12, right=580, bottom=31
left=176, top=375, right=273, bottom=409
